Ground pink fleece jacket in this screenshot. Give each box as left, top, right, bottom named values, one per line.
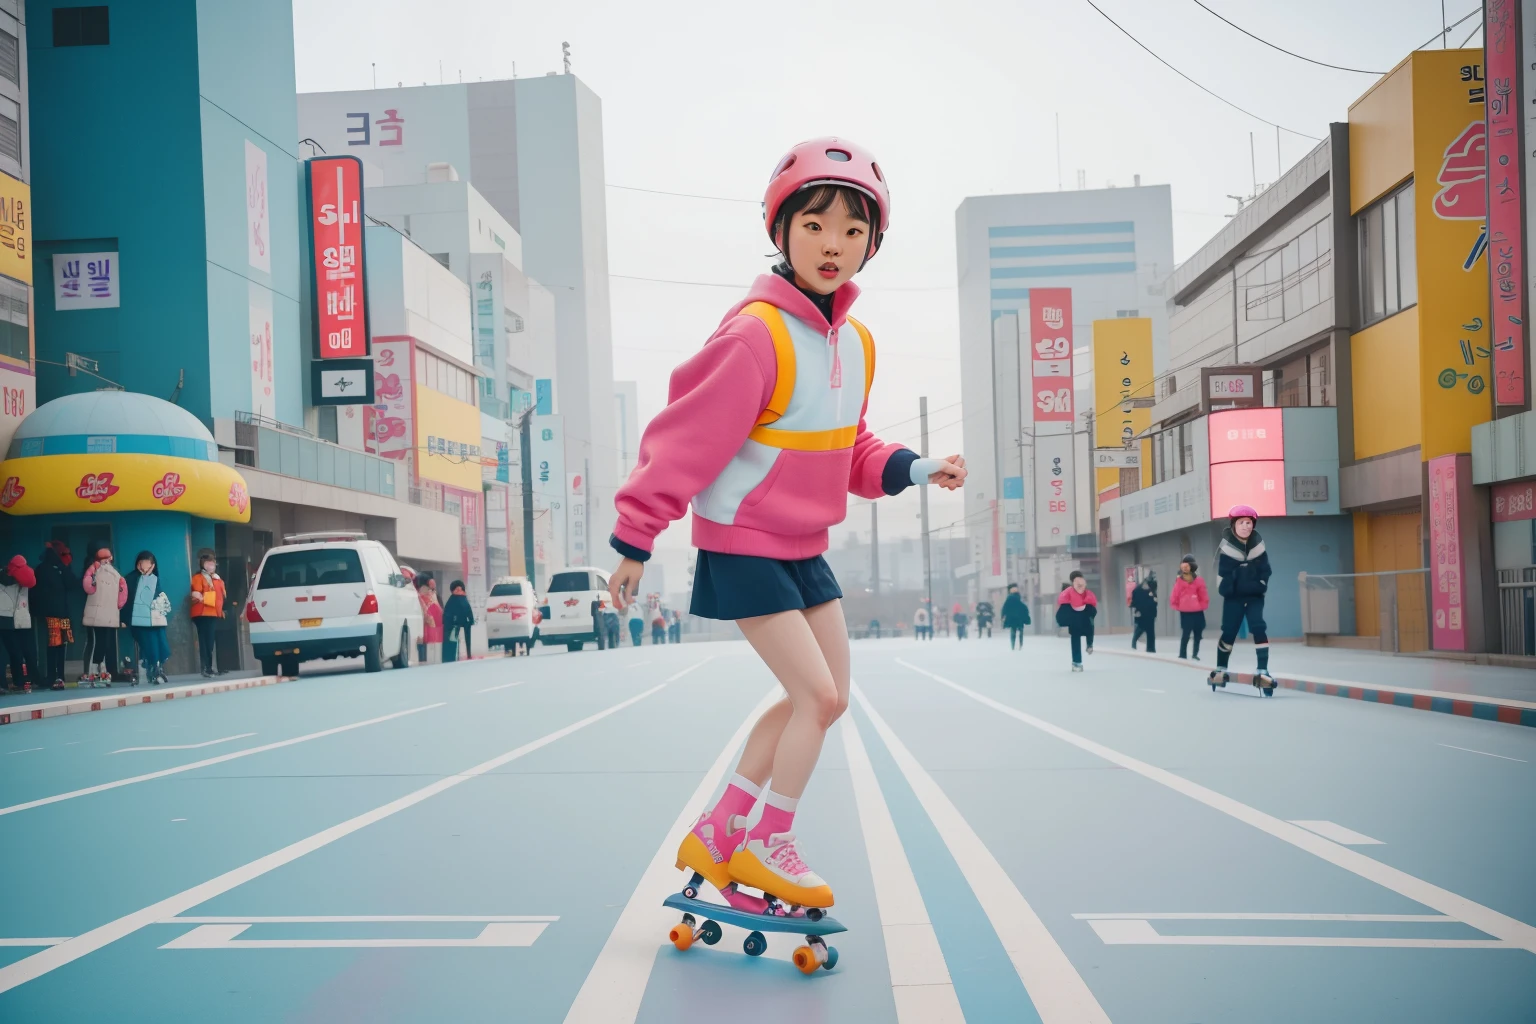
left=613, top=274, right=907, bottom=561
left=1170, top=575, right=1209, bottom=613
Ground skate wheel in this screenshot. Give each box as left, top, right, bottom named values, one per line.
left=792, top=945, right=819, bottom=975
left=682, top=885, right=699, bottom=900
left=1263, top=686, right=1275, bottom=697
left=700, top=920, right=722, bottom=945
left=1209, top=683, right=1216, bottom=692
left=823, top=945, right=839, bottom=971
left=668, top=923, right=694, bottom=951
left=743, top=931, right=766, bottom=957
left=681, top=913, right=696, bottom=928
left=806, top=907, right=824, bottom=923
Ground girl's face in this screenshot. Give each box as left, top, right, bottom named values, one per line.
left=1235, top=517, right=1255, bottom=540
left=783, top=202, right=870, bottom=295
left=1180, top=561, right=1193, bottom=576
left=201, top=559, right=215, bottom=573
left=1072, top=577, right=1087, bottom=593
left=137, top=558, right=153, bottom=574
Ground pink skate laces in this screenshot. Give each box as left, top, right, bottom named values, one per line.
left=764, top=833, right=810, bottom=877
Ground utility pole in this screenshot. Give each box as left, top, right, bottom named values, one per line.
left=1055, top=113, right=1062, bottom=192
left=518, top=406, right=536, bottom=590
left=919, top=397, right=932, bottom=608
left=870, top=501, right=880, bottom=596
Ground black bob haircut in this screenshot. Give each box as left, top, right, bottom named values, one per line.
left=771, top=183, right=882, bottom=268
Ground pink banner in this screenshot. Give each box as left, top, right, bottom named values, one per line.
left=1427, top=454, right=1466, bottom=651
left=1486, top=0, right=1528, bottom=405
left=1029, top=288, right=1074, bottom=423
left=1492, top=479, right=1536, bottom=521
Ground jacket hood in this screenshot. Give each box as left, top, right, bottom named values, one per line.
left=721, top=274, right=862, bottom=334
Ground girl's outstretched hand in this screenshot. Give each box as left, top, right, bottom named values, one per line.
left=609, top=557, right=645, bottom=610
left=930, top=455, right=967, bottom=490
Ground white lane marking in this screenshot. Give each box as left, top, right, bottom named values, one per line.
left=476, top=681, right=524, bottom=694
left=170, top=818, right=187, bottom=823
left=1074, top=913, right=1455, bottom=922
left=1083, top=918, right=1508, bottom=949
left=0, top=939, right=68, bottom=947
left=161, top=921, right=552, bottom=949
left=841, top=711, right=965, bottom=1023
left=1288, top=820, right=1384, bottom=846
left=0, top=704, right=445, bottom=818
left=853, top=683, right=1111, bottom=1024
left=563, top=684, right=781, bottom=1024
left=111, top=733, right=256, bottom=754
left=0, top=682, right=670, bottom=995
left=168, top=915, right=559, bottom=923
left=896, top=659, right=1536, bottom=956
left=1437, top=743, right=1528, bottom=763
left=6, top=748, right=42, bottom=754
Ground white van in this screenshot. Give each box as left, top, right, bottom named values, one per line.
left=536, top=566, right=614, bottom=652
left=246, top=533, right=423, bottom=676
left=485, top=575, right=537, bottom=654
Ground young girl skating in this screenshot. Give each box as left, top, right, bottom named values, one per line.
left=607, top=139, right=966, bottom=912
left=1055, top=571, right=1097, bottom=672
left=1209, top=504, right=1276, bottom=694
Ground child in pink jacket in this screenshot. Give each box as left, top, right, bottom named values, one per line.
left=1171, top=555, right=1210, bottom=660
left=607, top=138, right=966, bottom=913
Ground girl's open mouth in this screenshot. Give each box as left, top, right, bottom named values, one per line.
left=817, top=263, right=840, bottom=280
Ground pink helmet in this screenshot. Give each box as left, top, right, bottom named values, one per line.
left=763, top=137, right=890, bottom=259
left=1228, top=504, right=1259, bottom=521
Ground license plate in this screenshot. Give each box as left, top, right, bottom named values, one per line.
left=300, top=618, right=322, bottom=628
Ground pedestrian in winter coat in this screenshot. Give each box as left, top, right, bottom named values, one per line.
left=627, top=602, right=645, bottom=646
left=1001, top=583, right=1031, bottom=650
left=81, top=546, right=127, bottom=684
left=0, top=554, right=37, bottom=691
left=441, top=581, right=475, bottom=662
left=33, top=542, right=77, bottom=688
left=1055, top=571, right=1098, bottom=670
left=190, top=549, right=227, bottom=677
left=416, top=579, right=444, bottom=662
left=1171, top=556, right=1210, bottom=660
left=1211, top=505, right=1274, bottom=684
left=953, top=604, right=969, bottom=640
left=1130, top=574, right=1159, bottom=653
left=122, top=551, right=171, bottom=685
left=651, top=608, right=667, bottom=645
left=975, top=600, right=994, bottom=637
left=913, top=605, right=931, bottom=640
left=602, top=605, right=623, bottom=649
left=668, top=609, right=683, bottom=644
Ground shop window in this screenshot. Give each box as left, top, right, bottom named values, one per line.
left=1359, top=181, right=1416, bottom=327
left=52, top=6, right=109, bottom=46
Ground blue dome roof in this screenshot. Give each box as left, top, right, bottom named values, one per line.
left=14, top=392, right=214, bottom=442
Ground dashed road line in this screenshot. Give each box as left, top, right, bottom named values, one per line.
left=111, top=733, right=255, bottom=754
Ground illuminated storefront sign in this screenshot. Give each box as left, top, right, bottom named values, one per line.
left=306, top=156, right=370, bottom=359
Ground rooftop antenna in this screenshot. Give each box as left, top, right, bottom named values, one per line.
left=439, top=60, right=443, bottom=84
left=1055, top=112, right=1062, bottom=191
left=1275, top=125, right=1282, bottom=180
left=562, top=42, right=571, bottom=75
left=1440, top=0, right=1448, bottom=47
left=371, top=62, right=376, bottom=88
left=1076, top=168, right=1086, bottom=190
left=1249, top=132, right=1257, bottom=196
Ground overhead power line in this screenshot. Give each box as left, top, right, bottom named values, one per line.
left=1188, top=0, right=1384, bottom=74
left=1079, top=0, right=1322, bottom=140
left=607, top=183, right=758, bottom=204
left=1417, top=8, right=1479, bottom=50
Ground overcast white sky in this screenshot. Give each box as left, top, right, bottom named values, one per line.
left=294, top=0, right=1478, bottom=546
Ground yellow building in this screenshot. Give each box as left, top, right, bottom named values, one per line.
left=1344, top=48, right=1499, bottom=651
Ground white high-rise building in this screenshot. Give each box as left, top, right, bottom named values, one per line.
left=298, top=74, right=618, bottom=556
left=955, top=185, right=1174, bottom=600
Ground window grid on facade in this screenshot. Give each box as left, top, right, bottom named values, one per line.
left=1242, top=217, right=1334, bottom=324
left=1358, top=181, right=1417, bottom=327
left=1150, top=421, right=1196, bottom=486
left=0, top=29, right=18, bottom=85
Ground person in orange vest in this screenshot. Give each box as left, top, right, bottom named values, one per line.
left=190, top=549, right=227, bottom=677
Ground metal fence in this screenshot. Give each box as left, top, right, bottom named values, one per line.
left=1497, top=567, right=1536, bottom=656
left=1299, top=568, right=1430, bottom=653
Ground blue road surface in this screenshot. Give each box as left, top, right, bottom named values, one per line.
left=0, top=636, right=1532, bottom=1022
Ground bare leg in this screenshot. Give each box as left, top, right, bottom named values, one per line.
left=732, top=698, right=792, bottom=786
left=736, top=607, right=840, bottom=800
left=802, top=600, right=850, bottom=717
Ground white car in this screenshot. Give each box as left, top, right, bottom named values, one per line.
left=246, top=533, right=423, bottom=676
left=485, top=575, right=537, bottom=654
left=536, top=566, right=614, bottom=652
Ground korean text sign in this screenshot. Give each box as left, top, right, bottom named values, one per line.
left=1485, top=0, right=1527, bottom=405
left=307, top=156, right=369, bottom=359
left=1029, top=288, right=1074, bottom=424
left=1427, top=454, right=1466, bottom=651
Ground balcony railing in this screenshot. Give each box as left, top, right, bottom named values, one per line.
left=234, top=412, right=398, bottom=500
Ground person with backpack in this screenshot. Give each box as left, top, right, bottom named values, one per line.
left=441, top=580, right=475, bottom=662
left=1055, top=571, right=1098, bottom=672
left=189, top=548, right=227, bottom=677
left=1130, top=573, right=1159, bottom=653
left=0, top=553, right=37, bottom=692
left=33, top=542, right=77, bottom=689
left=1001, top=582, right=1031, bottom=650
left=1210, top=505, right=1276, bottom=693
left=1171, top=555, right=1210, bottom=661
left=81, top=544, right=127, bottom=686
left=123, top=551, right=171, bottom=685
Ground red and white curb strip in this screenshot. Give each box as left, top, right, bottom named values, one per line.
left=0, top=676, right=288, bottom=727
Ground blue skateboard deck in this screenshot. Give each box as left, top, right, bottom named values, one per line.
left=663, top=893, right=847, bottom=936
left=663, top=892, right=845, bottom=971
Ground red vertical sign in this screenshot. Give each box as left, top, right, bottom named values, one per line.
left=1028, top=288, right=1074, bottom=423
left=307, top=156, right=370, bottom=359
left=1486, top=0, right=1528, bottom=405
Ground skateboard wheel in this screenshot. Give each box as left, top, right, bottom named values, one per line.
left=682, top=885, right=699, bottom=900
left=681, top=913, right=696, bottom=929
left=806, top=907, right=824, bottom=923
left=743, top=931, right=766, bottom=957
left=669, top=923, right=694, bottom=951
left=823, top=945, right=839, bottom=970
left=792, top=945, right=819, bottom=975
left=700, top=920, right=722, bottom=945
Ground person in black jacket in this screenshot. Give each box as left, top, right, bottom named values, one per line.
left=441, top=580, right=475, bottom=662
left=1055, top=572, right=1098, bottom=671
left=1001, top=583, right=1031, bottom=649
left=1210, top=504, right=1275, bottom=691
left=33, top=542, right=78, bottom=688
left=974, top=599, right=994, bottom=638
left=1130, top=573, right=1158, bottom=652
